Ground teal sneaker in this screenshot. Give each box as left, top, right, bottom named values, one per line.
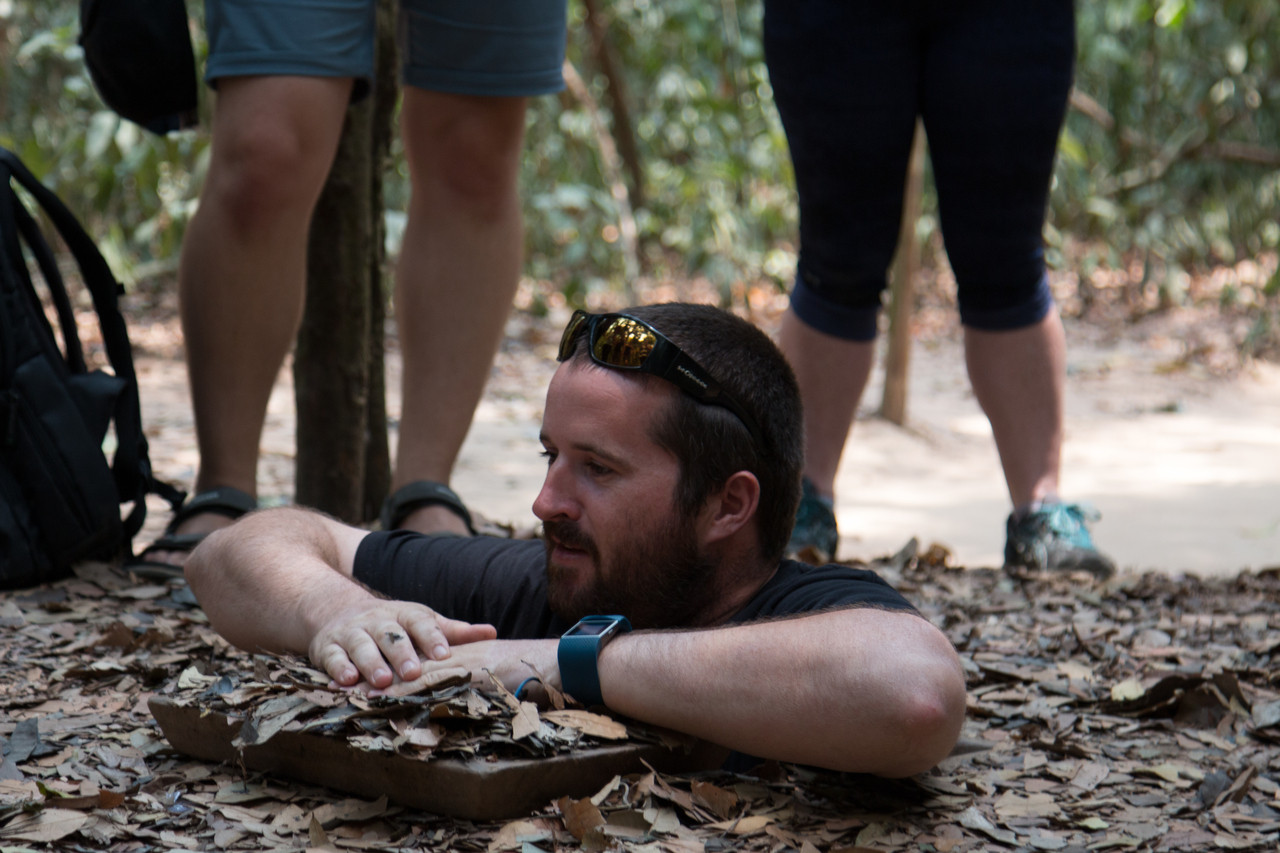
left=786, top=478, right=839, bottom=563
left=1004, top=502, right=1115, bottom=578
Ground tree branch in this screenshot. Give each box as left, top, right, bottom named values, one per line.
left=562, top=57, right=640, bottom=300
left=1069, top=87, right=1280, bottom=193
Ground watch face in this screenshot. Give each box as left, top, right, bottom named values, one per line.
left=565, top=615, right=630, bottom=639
left=570, top=621, right=614, bottom=636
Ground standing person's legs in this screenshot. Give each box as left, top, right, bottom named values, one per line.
left=139, top=76, right=351, bottom=569
left=776, top=317, right=875, bottom=502
left=133, top=0, right=370, bottom=572
left=381, top=0, right=567, bottom=534
left=765, top=1, right=920, bottom=558
left=183, top=76, right=352, bottom=508
left=922, top=0, right=1073, bottom=508
left=964, top=311, right=1065, bottom=509
left=924, top=0, right=1111, bottom=573
left=390, top=90, right=529, bottom=535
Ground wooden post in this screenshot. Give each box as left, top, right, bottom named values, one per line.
left=879, top=121, right=926, bottom=426
left=294, top=0, right=395, bottom=524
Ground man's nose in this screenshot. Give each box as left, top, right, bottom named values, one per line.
left=532, top=461, right=578, bottom=522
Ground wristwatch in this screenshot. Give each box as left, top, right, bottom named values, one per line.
left=557, top=615, right=632, bottom=707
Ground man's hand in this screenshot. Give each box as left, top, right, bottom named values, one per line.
left=308, top=600, right=498, bottom=689
left=368, top=638, right=559, bottom=698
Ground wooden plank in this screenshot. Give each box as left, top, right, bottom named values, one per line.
left=149, top=697, right=725, bottom=820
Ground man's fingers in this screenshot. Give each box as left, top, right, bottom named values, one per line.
left=314, top=622, right=413, bottom=689
left=344, top=631, right=399, bottom=688
left=449, top=619, right=499, bottom=644
left=373, top=624, right=423, bottom=680
left=311, top=604, right=486, bottom=689
left=313, top=642, right=361, bottom=687
left=404, top=614, right=497, bottom=660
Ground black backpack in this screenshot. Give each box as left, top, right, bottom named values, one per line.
left=0, top=147, right=183, bottom=588
left=79, top=0, right=200, bottom=135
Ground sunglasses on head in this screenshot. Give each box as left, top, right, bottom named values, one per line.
left=557, top=310, right=765, bottom=447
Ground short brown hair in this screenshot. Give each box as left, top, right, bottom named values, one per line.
left=562, top=303, right=803, bottom=563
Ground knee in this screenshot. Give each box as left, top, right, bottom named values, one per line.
left=789, top=260, right=886, bottom=342
left=206, top=123, right=332, bottom=230
left=956, top=270, right=1054, bottom=331
left=408, top=104, right=525, bottom=219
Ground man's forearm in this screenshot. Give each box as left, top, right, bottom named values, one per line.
left=188, top=508, right=498, bottom=689
left=186, top=507, right=370, bottom=656
left=593, top=608, right=966, bottom=776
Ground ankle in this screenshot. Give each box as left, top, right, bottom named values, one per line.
left=1013, top=494, right=1061, bottom=522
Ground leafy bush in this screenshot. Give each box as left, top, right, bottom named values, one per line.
left=3, top=0, right=1276, bottom=328
left=1056, top=0, right=1280, bottom=302
left=0, top=0, right=210, bottom=289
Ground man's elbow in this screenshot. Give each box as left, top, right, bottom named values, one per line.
left=183, top=525, right=250, bottom=646
left=181, top=528, right=220, bottom=599
left=827, top=622, right=968, bottom=777
left=879, top=658, right=967, bottom=777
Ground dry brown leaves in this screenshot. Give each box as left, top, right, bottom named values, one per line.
left=2, top=547, right=1278, bottom=852
left=159, top=649, right=648, bottom=762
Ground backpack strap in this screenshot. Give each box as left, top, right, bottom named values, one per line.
left=0, top=148, right=183, bottom=536
left=10, top=197, right=88, bottom=373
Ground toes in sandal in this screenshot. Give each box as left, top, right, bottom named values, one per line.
left=379, top=481, right=475, bottom=535
left=127, top=486, right=259, bottom=579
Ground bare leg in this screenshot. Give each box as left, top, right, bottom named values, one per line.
left=963, top=308, right=1065, bottom=510
left=391, top=89, right=528, bottom=534
left=777, top=308, right=876, bottom=501
left=173, top=75, right=351, bottom=547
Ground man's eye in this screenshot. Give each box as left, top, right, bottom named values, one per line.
left=539, top=449, right=557, bottom=465
left=586, top=460, right=612, bottom=476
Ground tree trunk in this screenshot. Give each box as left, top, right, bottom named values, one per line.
left=362, top=0, right=397, bottom=523
left=294, top=0, right=396, bottom=524
left=581, top=0, right=644, bottom=209
left=880, top=121, right=926, bottom=426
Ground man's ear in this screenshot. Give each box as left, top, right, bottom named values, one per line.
left=703, top=471, right=760, bottom=544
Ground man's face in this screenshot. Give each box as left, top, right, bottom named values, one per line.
left=533, top=361, right=719, bottom=629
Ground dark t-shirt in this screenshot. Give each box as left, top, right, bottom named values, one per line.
left=353, top=530, right=916, bottom=635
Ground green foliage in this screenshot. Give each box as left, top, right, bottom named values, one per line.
left=522, top=0, right=795, bottom=304
left=0, top=0, right=209, bottom=289
left=1056, top=1, right=1280, bottom=290
left=3, top=0, right=1277, bottom=325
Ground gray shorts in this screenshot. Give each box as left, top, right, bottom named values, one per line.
left=205, top=0, right=567, bottom=98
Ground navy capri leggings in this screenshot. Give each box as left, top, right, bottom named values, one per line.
left=765, top=0, right=1076, bottom=341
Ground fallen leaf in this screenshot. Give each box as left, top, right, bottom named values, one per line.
left=707, top=814, right=773, bottom=834
left=994, top=790, right=1062, bottom=820
left=488, top=819, right=552, bottom=852
left=691, top=780, right=738, bottom=820
left=957, top=806, right=1016, bottom=845
left=1110, top=678, right=1145, bottom=702
left=510, top=700, right=542, bottom=740
left=1071, top=761, right=1110, bottom=791
left=0, top=808, right=90, bottom=842
left=556, top=796, right=605, bottom=840
left=542, top=709, right=628, bottom=739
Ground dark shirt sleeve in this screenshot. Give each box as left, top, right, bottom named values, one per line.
left=354, top=534, right=914, bottom=635
left=352, top=531, right=568, bottom=639
left=728, top=559, right=919, bottom=623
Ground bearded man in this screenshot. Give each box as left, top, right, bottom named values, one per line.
left=186, top=303, right=966, bottom=776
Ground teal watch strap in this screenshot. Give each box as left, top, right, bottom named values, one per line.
left=558, top=615, right=632, bottom=707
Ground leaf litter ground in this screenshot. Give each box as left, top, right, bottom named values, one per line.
left=2, top=543, right=1278, bottom=852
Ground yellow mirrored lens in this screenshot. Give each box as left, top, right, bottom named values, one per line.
left=558, top=311, right=589, bottom=360
left=593, top=317, right=656, bottom=368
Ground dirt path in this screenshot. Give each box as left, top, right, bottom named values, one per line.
left=132, top=305, right=1280, bottom=577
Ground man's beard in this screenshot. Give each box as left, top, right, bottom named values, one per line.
left=543, top=512, right=720, bottom=629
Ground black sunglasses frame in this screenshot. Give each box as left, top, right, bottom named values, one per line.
left=557, top=310, right=766, bottom=447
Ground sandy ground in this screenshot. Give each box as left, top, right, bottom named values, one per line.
left=132, top=307, right=1280, bottom=578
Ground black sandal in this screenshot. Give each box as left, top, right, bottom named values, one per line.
left=379, top=481, right=475, bottom=534
left=127, top=486, right=259, bottom=579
